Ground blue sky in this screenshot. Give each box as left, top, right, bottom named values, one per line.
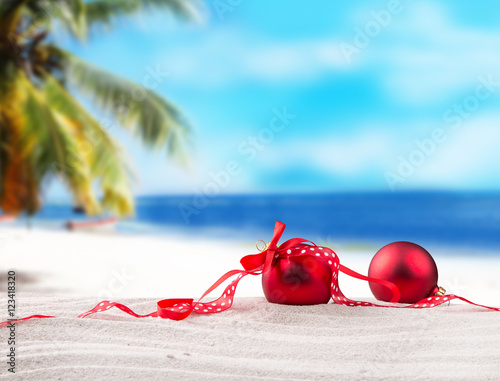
left=51, top=0, right=500, bottom=198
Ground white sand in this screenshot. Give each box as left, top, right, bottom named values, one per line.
left=1, top=227, right=500, bottom=379
left=4, top=295, right=500, bottom=380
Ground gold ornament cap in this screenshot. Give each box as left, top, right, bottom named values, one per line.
left=434, top=286, right=446, bottom=296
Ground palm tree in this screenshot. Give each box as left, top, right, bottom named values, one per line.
left=0, top=0, right=202, bottom=217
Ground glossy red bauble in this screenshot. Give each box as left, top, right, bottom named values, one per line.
left=368, top=241, right=438, bottom=304
left=262, top=254, right=332, bottom=305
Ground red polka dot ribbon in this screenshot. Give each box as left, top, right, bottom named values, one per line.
left=1, top=221, right=499, bottom=327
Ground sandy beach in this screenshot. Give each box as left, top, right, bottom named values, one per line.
left=1, top=227, right=500, bottom=380
left=4, top=295, right=500, bottom=380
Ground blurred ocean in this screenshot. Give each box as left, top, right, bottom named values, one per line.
left=13, top=192, right=500, bottom=251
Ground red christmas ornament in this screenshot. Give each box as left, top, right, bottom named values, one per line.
left=262, top=248, right=332, bottom=305
left=368, top=241, right=439, bottom=304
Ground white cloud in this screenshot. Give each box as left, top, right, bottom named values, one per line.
left=159, top=1, right=500, bottom=100
left=161, top=30, right=349, bottom=87
left=409, top=116, right=500, bottom=188
left=121, top=116, right=500, bottom=194
left=253, top=114, right=500, bottom=191
left=256, top=130, right=395, bottom=176
left=367, top=1, right=500, bottom=104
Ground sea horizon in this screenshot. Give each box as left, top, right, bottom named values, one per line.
left=3, top=190, right=500, bottom=253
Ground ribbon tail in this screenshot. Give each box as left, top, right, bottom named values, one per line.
left=0, top=315, right=56, bottom=326
left=77, top=301, right=157, bottom=319
left=196, top=269, right=247, bottom=302
left=339, top=264, right=401, bottom=303
left=452, top=296, right=500, bottom=311
left=262, top=221, right=287, bottom=272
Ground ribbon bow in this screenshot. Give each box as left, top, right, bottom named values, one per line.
left=240, top=221, right=314, bottom=272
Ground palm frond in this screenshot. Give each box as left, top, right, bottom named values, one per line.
left=85, top=0, right=204, bottom=27
left=0, top=0, right=28, bottom=36
left=43, top=74, right=134, bottom=215
left=57, top=48, right=190, bottom=162
left=25, top=0, right=87, bottom=39
left=20, top=75, right=101, bottom=214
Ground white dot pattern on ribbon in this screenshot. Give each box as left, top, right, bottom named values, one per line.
left=193, top=275, right=245, bottom=315
left=284, top=244, right=357, bottom=308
